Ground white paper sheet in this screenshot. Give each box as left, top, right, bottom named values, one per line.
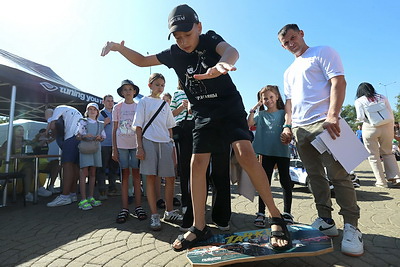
left=312, top=119, right=369, bottom=173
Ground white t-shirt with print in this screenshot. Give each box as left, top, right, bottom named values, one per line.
left=133, top=96, right=176, bottom=143
left=284, top=46, right=344, bottom=127
left=112, top=101, right=138, bottom=149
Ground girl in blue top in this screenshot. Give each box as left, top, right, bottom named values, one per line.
left=247, top=85, right=293, bottom=227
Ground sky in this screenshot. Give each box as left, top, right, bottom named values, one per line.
left=1, top=0, right=399, bottom=112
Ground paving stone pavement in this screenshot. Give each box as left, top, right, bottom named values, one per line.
left=0, top=160, right=399, bottom=267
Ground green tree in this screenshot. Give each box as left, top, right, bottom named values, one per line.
left=0, top=116, right=8, bottom=124
left=341, top=104, right=357, bottom=130
left=394, top=94, right=400, bottom=122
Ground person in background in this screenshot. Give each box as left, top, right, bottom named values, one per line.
left=97, top=94, right=120, bottom=200
left=0, top=125, right=52, bottom=201
left=394, top=122, right=400, bottom=142
left=134, top=73, right=182, bottom=231
left=180, top=144, right=232, bottom=232
left=155, top=92, right=181, bottom=210
left=76, top=103, right=105, bottom=210
left=278, top=23, right=363, bottom=256
left=354, top=82, right=400, bottom=187
left=355, top=125, right=363, bottom=144
left=45, top=106, right=82, bottom=207
left=32, top=128, right=61, bottom=194
left=248, top=85, right=293, bottom=227
left=170, top=83, right=193, bottom=214
left=113, top=79, right=146, bottom=223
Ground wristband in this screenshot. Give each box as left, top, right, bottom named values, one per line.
left=249, top=109, right=256, bottom=114
left=283, top=124, right=292, bottom=129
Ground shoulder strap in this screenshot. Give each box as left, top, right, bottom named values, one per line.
left=142, top=101, right=166, bottom=135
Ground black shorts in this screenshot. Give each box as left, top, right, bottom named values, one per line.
left=192, top=113, right=253, bottom=154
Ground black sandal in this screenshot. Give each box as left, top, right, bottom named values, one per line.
left=173, top=197, right=181, bottom=207
left=134, top=206, right=147, bottom=221
left=269, top=216, right=292, bottom=251
left=116, top=208, right=130, bottom=224
left=157, top=199, right=166, bottom=209
left=172, top=226, right=213, bottom=252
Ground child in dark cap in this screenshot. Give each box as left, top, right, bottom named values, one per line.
left=101, top=4, right=291, bottom=252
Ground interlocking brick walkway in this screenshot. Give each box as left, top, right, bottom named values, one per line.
left=0, top=160, right=399, bottom=266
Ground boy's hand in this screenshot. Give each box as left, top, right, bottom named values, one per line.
left=194, top=62, right=237, bottom=80
left=101, top=41, right=125, bottom=56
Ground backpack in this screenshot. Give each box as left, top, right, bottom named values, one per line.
left=363, top=101, right=392, bottom=126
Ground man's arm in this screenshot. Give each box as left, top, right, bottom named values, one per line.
left=323, top=75, right=346, bottom=139
left=101, top=41, right=162, bottom=67
left=194, top=41, right=238, bottom=80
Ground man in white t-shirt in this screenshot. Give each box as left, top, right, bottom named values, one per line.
left=45, top=105, right=82, bottom=207
left=278, top=24, right=363, bottom=257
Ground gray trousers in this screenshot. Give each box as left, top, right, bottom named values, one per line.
left=292, top=121, right=360, bottom=226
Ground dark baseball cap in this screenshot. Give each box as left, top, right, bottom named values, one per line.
left=168, top=4, right=199, bottom=40
left=117, top=79, right=140, bottom=98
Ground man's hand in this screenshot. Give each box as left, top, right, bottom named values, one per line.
left=101, top=41, right=124, bottom=56
left=194, top=62, right=237, bottom=80
left=280, top=128, right=292, bottom=144
left=323, top=117, right=341, bottom=140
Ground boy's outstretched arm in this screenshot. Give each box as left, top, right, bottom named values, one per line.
left=194, top=42, right=238, bottom=80
left=101, top=41, right=161, bottom=67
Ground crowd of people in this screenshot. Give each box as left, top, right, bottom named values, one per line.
left=3, top=4, right=400, bottom=259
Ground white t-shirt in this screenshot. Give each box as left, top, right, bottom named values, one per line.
left=133, top=96, right=176, bottom=143
left=48, top=105, right=83, bottom=140
left=284, top=46, right=344, bottom=127
left=112, top=101, right=138, bottom=149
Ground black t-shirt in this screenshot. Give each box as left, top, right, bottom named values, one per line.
left=156, top=30, right=246, bottom=119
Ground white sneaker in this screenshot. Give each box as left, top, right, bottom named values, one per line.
left=70, top=194, right=78, bottom=202
left=150, top=214, right=161, bottom=231
left=311, top=217, right=339, bottom=237
left=25, top=192, right=33, bottom=202
left=47, top=195, right=72, bottom=207
left=341, top=223, right=364, bottom=256
left=38, top=187, right=52, bottom=197
left=163, top=210, right=183, bottom=223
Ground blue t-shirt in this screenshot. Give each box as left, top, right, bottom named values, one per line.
left=98, top=108, right=113, bottom=146
left=252, top=109, right=289, bottom=158
left=355, top=129, right=363, bottom=143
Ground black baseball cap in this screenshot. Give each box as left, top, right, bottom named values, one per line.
left=117, top=79, right=140, bottom=98
left=168, top=4, right=199, bottom=40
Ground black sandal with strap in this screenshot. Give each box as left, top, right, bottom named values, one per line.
left=269, top=216, right=292, bottom=251
left=173, top=226, right=213, bottom=252
left=134, top=206, right=147, bottom=221
left=116, top=208, right=130, bottom=224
